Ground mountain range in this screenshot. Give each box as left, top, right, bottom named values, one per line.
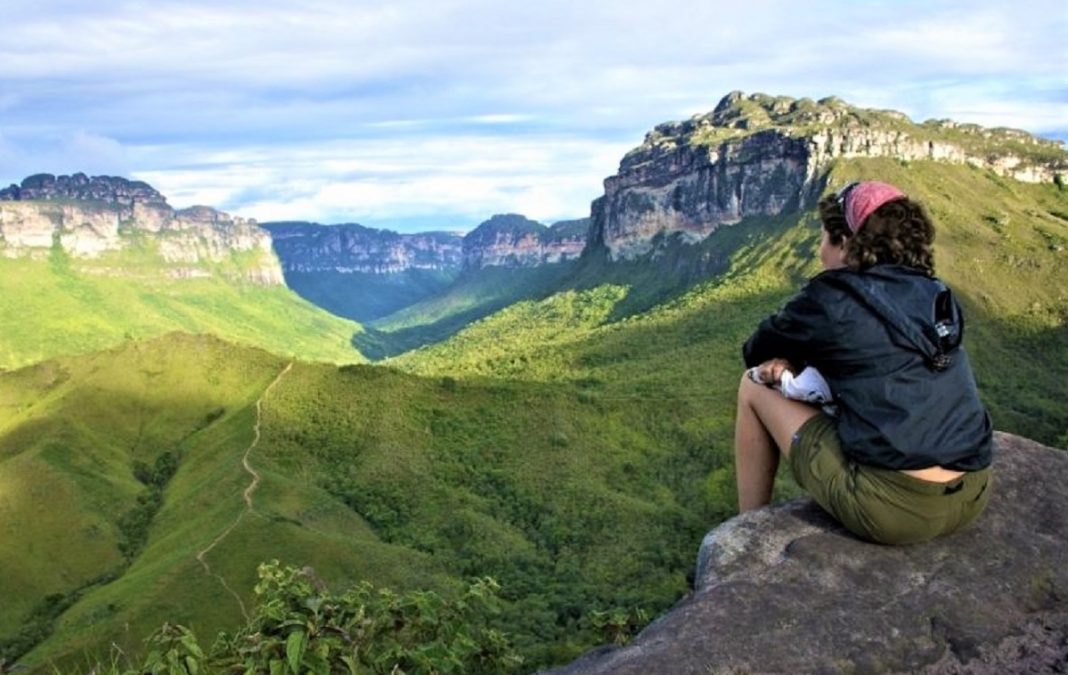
left=1, top=91, right=1066, bottom=673
left=260, top=213, right=589, bottom=323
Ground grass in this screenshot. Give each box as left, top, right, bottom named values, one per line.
left=393, top=159, right=1068, bottom=447
left=0, top=256, right=364, bottom=370
left=357, top=264, right=577, bottom=359
left=4, top=334, right=720, bottom=672
left=280, top=268, right=460, bottom=323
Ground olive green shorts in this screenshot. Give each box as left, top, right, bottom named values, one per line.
left=789, top=414, right=992, bottom=545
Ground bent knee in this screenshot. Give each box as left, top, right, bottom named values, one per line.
left=738, top=369, right=770, bottom=398
left=739, top=369, right=757, bottom=389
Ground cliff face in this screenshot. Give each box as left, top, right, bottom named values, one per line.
left=592, top=92, right=1068, bottom=260
left=0, top=173, right=283, bottom=285
left=264, top=215, right=588, bottom=275
left=0, top=172, right=167, bottom=206
left=262, top=221, right=463, bottom=274
left=462, top=214, right=587, bottom=268
left=551, top=432, right=1068, bottom=674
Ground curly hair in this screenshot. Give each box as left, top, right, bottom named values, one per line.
left=818, top=194, right=936, bottom=275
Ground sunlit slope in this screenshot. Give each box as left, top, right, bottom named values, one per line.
left=0, top=255, right=364, bottom=369
left=6, top=335, right=441, bottom=672
left=8, top=334, right=721, bottom=672
left=394, top=159, right=1068, bottom=446
left=0, top=336, right=284, bottom=643
left=358, top=265, right=575, bottom=359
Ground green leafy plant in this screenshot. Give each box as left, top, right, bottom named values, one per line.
left=105, top=561, right=522, bottom=674
left=587, top=607, right=650, bottom=646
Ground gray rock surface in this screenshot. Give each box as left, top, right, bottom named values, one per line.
left=546, top=432, right=1067, bottom=674
left=262, top=221, right=464, bottom=274
left=462, top=214, right=587, bottom=269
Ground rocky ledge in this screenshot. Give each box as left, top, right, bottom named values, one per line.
left=0, top=172, right=167, bottom=205
left=548, top=432, right=1067, bottom=674
left=262, top=221, right=464, bottom=274
left=463, top=214, right=587, bottom=269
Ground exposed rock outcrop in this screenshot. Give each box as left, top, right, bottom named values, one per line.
left=0, top=172, right=167, bottom=207
left=548, top=432, right=1068, bottom=674
left=0, top=173, right=283, bottom=285
left=591, top=92, right=1068, bottom=260
left=263, top=215, right=588, bottom=275
left=261, top=221, right=464, bottom=274
left=462, top=214, right=587, bottom=268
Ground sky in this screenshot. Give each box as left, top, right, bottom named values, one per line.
left=1, top=1, right=1066, bottom=233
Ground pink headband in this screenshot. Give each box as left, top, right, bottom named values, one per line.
left=837, top=181, right=907, bottom=233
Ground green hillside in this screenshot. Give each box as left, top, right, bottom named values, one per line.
left=279, top=267, right=459, bottom=323
left=4, top=334, right=720, bottom=673
left=0, top=252, right=364, bottom=369
left=394, top=159, right=1068, bottom=447
left=358, top=264, right=576, bottom=359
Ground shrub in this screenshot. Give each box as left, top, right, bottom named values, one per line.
left=107, top=561, right=522, bottom=674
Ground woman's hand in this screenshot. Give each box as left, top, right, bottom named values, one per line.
left=756, top=358, right=794, bottom=385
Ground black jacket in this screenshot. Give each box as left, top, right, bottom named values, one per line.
left=743, top=264, right=992, bottom=471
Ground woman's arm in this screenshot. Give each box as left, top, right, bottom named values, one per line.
left=743, top=281, right=833, bottom=369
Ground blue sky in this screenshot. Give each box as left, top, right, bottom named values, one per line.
left=1, top=1, right=1065, bottom=233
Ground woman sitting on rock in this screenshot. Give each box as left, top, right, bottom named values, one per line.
left=734, top=180, right=993, bottom=545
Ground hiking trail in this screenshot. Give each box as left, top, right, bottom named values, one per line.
left=195, top=362, right=292, bottom=621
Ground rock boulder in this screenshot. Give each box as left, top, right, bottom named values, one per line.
left=547, top=432, right=1067, bottom=674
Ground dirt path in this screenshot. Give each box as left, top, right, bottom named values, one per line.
left=195, top=362, right=293, bottom=621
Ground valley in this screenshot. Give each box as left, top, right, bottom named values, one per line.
left=1, top=92, right=1066, bottom=673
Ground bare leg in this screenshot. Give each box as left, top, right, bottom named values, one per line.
left=734, top=374, right=823, bottom=512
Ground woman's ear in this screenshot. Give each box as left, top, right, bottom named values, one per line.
left=820, top=229, right=849, bottom=270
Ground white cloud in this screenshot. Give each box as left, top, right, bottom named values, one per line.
left=1, top=0, right=1065, bottom=230
left=132, top=133, right=628, bottom=228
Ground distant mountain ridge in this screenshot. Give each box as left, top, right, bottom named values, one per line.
left=261, top=215, right=589, bottom=324
left=262, top=221, right=464, bottom=274
left=263, top=214, right=588, bottom=275
left=588, top=91, right=1068, bottom=261
left=462, top=214, right=587, bottom=268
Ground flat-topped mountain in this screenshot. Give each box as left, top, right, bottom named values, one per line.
left=262, top=221, right=464, bottom=274
left=462, top=214, right=587, bottom=268
left=589, top=91, right=1068, bottom=261
left=0, top=173, right=282, bottom=285
left=0, top=174, right=361, bottom=368
left=263, top=214, right=588, bottom=276
left=263, top=215, right=589, bottom=324
left=0, top=172, right=167, bottom=205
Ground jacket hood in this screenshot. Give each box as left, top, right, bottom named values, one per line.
left=819, top=265, right=962, bottom=370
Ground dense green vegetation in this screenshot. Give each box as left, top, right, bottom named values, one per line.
left=0, top=252, right=364, bottom=369
left=394, top=159, right=1068, bottom=447
left=0, top=336, right=294, bottom=666
left=2, top=153, right=1065, bottom=674
left=280, top=268, right=460, bottom=323
left=92, top=562, right=522, bottom=674
left=3, top=334, right=723, bottom=673
left=358, top=264, right=577, bottom=359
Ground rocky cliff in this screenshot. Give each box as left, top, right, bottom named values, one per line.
left=264, top=215, right=588, bottom=275
left=549, top=432, right=1067, bottom=674
left=0, top=173, right=283, bottom=285
left=462, top=214, right=587, bottom=268
left=262, top=221, right=463, bottom=274
left=590, top=92, right=1068, bottom=260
